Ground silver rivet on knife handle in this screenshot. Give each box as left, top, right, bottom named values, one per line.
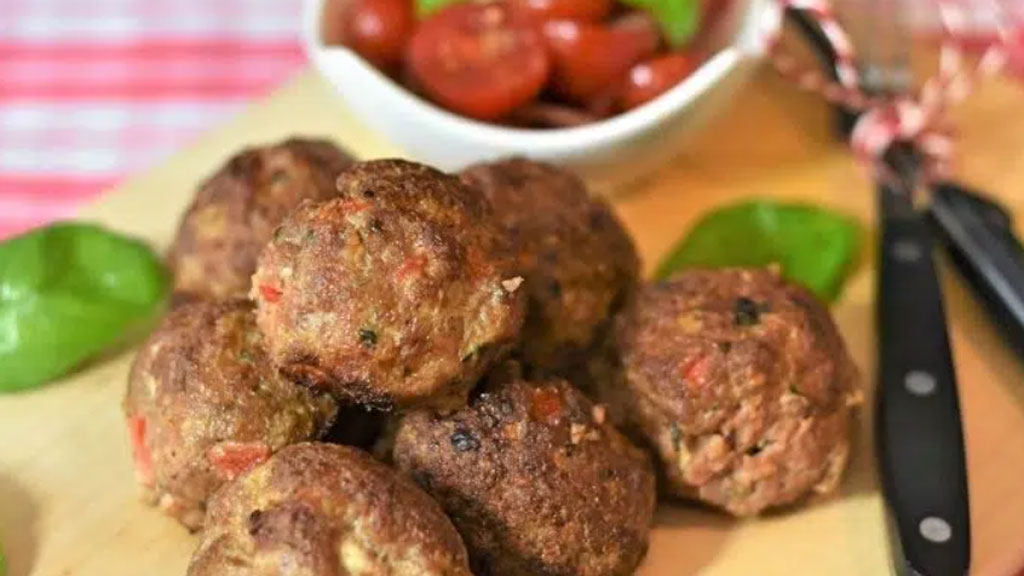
left=904, top=371, right=937, bottom=396
left=919, top=517, right=953, bottom=544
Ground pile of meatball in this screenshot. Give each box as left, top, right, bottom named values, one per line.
left=123, top=137, right=862, bottom=575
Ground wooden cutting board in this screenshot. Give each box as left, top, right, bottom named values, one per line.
left=2, top=66, right=1024, bottom=576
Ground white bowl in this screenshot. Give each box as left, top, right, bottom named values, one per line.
left=303, top=0, right=773, bottom=189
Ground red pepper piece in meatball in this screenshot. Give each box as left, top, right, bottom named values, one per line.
left=168, top=137, right=355, bottom=301
left=253, top=159, right=526, bottom=411
left=460, top=158, right=639, bottom=375
left=392, top=362, right=656, bottom=576
left=123, top=300, right=338, bottom=530
left=609, top=268, right=863, bottom=516
left=187, top=443, right=472, bottom=576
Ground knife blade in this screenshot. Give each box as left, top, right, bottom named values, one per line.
left=929, top=181, right=1024, bottom=361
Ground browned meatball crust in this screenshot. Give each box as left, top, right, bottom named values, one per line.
left=123, top=300, right=338, bottom=530
left=253, top=159, right=526, bottom=410
left=392, top=363, right=656, bottom=576
left=460, top=159, right=639, bottom=374
left=169, top=137, right=354, bottom=300
left=610, top=268, right=862, bottom=516
left=187, top=443, right=472, bottom=576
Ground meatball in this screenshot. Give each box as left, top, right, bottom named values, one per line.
left=392, top=362, right=656, bottom=576
left=168, top=137, right=354, bottom=300
left=460, top=158, right=639, bottom=374
left=123, top=300, right=338, bottom=530
left=253, top=159, right=526, bottom=410
left=611, top=268, right=862, bottom=516
left=187, top=443, right=472, bottom=576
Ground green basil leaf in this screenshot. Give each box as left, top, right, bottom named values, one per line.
left=0, top=223, right=169, bottom=392
left=621, top=0, right=701, bottom=47
left=417, top=0, right=459, bottom=17
left=655, top=200, right=863, bottom=301
left=414, top=0, right=701, bottom=44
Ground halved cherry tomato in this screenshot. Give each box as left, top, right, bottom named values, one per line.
left=344, top=0, right=415, bottom=71
left=407, top=2, right=551, bottom=120
left=620, top=53, right=697, bottom=110
left=509, top=0, right=612, bottom=23
left=542, top=14, right=660, bottom=106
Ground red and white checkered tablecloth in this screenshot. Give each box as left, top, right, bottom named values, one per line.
left=0, top=0, right=307, bottom=239
left=1, top=1, right=1022, bottom=241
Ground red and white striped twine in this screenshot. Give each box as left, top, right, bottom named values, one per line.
left=760, top=0, right=1014, bottom=185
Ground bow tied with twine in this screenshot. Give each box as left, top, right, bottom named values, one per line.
left=760, top=0, right=1013, bottom=184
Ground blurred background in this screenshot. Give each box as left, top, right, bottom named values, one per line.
left=0, top=0, right=1021, bottom=240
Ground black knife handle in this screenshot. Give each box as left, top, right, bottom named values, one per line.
left=876, top=190, right=971, bottom=576
left=929, top=182, right=1024, bottom=361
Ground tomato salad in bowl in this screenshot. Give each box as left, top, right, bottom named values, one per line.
left=325, top=0, right=725, bottom=126
left=304, top=0, right=769, bottom=186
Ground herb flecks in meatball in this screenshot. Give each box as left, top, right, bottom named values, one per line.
left=253, top=159, right=526, bottom=411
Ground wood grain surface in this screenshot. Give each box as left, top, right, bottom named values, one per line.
left=1, top=66, right=1023, bottom=576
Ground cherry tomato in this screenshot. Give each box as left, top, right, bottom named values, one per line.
left=620, top=53, right=698, bottom=110
left=509, top=0, right=612, bottom=23
left=542, top=14, right=660, bottom=106
left=344, top=0, right=415, bottom=71
left=407, top=3, right=551, bottom=120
